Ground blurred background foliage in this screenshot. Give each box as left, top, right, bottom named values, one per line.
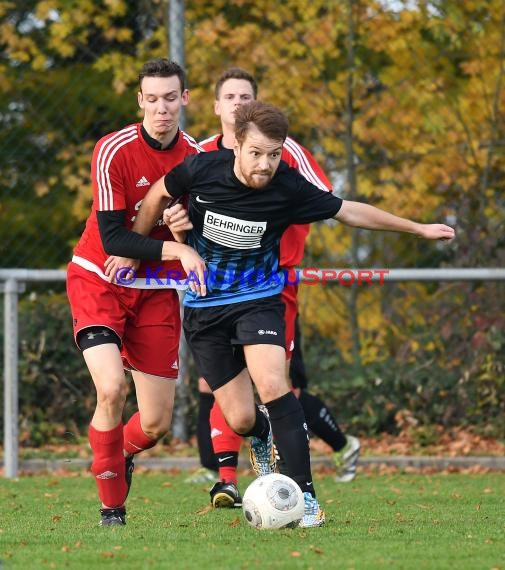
left=0, top=0, right=504, bottom=443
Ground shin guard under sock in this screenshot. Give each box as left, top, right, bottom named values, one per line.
left=123, top=411, right=157, bottom=456
left=265, top=392, right=315, bottom=497
left=89, top=422, right=127, bottom=508
left=298, top=390, right=347, bottom=451
left=210, top=402, right=243, bottom=454
left=210, top=402, right=242, bottom=483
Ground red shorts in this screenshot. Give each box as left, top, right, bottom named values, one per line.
left=281, top=282, right=298, bottom=359
left=67, top=262, right=181, bottom=378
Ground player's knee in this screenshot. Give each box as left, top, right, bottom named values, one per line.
left=96, top=380, right=128, bottom=409
left=141, top=412, right=173, bottom=442
left=226, top=408, right=256, bottom=435
left=142, top=424, right=169, bottom=442
left=257, top=378, right=290, bottom=404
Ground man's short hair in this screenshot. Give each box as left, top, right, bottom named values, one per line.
left=214, top=67, right=258, bottom=100
left=234, top=101, right=288, bottom=145
left=138, top=58, right=186, bottom=93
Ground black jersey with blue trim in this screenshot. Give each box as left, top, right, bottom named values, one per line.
left=163, top=150, right=342, bottom=307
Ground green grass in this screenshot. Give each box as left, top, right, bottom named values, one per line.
left=0, top=471, right=504, bottom=569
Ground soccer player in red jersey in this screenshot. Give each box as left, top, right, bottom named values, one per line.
left=187, top=68, right=360, bottom=507
left=66, top=59, right=205, bottom=526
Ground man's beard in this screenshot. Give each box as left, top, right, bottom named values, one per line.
left=242, top=170, right=273, bottom=189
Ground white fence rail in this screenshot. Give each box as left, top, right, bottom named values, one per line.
left=2, top=267, right=505, bottom=478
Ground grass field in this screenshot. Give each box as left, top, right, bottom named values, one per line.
left=0, top=469, right=504, bottom=569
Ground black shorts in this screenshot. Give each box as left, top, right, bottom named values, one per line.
left=183, top=295, right=286, bottom=391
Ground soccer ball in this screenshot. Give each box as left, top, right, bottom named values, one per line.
left=242, top=473, right=305, bottom=530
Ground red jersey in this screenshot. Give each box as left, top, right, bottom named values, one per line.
left=199, top=134, right=332, bottom=268
left=73, top=124, right=201, bottom=283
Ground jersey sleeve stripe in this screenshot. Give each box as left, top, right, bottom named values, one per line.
left=96, top=126, right=138, bottom=210
left=198, top=134, right=220, bottom=147
left=181, top=131, right=205, bottom=153
left=283, top=137, right=332, bottom=192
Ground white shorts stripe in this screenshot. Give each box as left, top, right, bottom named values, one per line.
left=71, top=255, right=188, bottom=290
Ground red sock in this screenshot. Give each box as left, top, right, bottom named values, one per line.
left=89, top=422, right=127, bottom=508
left=210, top=402, right=243, bottom=483
left=219, top=466, right=238, bottom=484
left=123, top=412, right=157, bottom=456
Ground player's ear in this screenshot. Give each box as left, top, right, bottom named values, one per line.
left=181, top=89, right=189, bottom=106
left=138, top=91, right=144, bottom=109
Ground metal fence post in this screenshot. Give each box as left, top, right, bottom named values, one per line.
left=3, top=278, right=20, bottom=478
left=169, top=0, right=186, bottom=130
left=168, top=0, right=189, bottom=441
left=172, top=290, right=189, bottom=441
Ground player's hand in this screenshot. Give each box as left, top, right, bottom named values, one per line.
left=104, top=256, right=140, bottom=283
left=179, top=245, right=207, bottom=297
left=417, top=224, right=455, bottom=241
left=164, top=203, right=192, bottom=243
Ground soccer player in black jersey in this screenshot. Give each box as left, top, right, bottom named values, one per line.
left=189, top=69, right=359, bottom=505
left=131, top=100, right=455, bottom=527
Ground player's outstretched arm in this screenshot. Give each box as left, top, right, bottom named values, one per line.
left=334, top=201, right=455, bottom=241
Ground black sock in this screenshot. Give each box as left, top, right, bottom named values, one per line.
left=266, top=392, right=315, bottom=498
left=197, top=392, right=218, bottom=471
left=298, top=390, right=347, bottom=451
left=241, top=404, right=270, bottom=440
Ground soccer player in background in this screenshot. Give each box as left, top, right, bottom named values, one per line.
left=132, top=100, right=455, bottom=527
left=66, top=59, right=205, bottom=527
left=186, top=68, right=360, bottom=508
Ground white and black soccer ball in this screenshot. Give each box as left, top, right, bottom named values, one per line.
left=242, top=473, right=305, bottom=530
